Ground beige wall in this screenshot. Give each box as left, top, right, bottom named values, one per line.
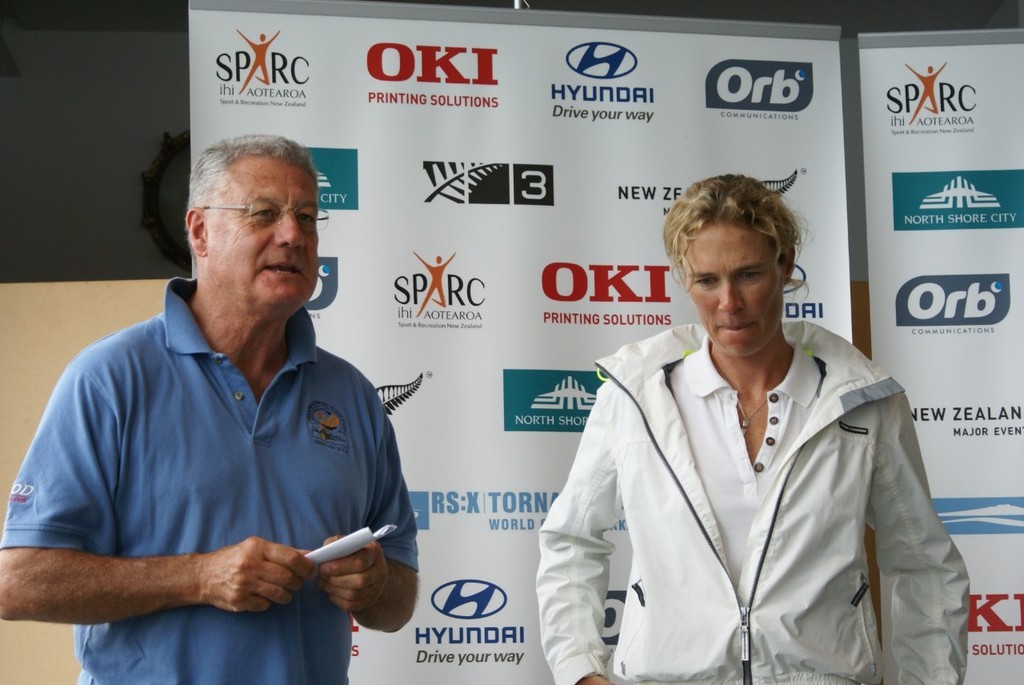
left=0, top=279, right=165, bottom=681
left=0, top=279, right=875, bottom=680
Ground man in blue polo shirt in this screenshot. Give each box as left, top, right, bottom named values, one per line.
left=0, top=134, right=419, bottom=683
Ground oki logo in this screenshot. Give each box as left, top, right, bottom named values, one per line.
left=542, top=263, right=671, bottom=303
left=969, top=593, right=1024, bottom=632
left=367, top=43, right=498, bottom=84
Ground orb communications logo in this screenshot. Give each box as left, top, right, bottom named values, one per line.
left=306, top=257, right=338, bottom=312
left=213, top=29, right=309, bottom=107
left=705, top=59, right=814, bottom=117
left=895, top=273, right=1010, bottom=329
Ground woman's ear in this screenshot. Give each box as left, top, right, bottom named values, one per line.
left=780, top=246, right=796, bottom=280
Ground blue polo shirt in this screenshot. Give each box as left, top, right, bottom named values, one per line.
left=2, top=278, right=418, bottom=684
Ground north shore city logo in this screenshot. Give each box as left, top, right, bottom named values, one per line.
left=503, top=369, right=601, bottom=433
left=892, top=170, right=1024, bottom=231
left=423, top=162, right=554, bottom=205
left=214, top=29, right=309, bottom=106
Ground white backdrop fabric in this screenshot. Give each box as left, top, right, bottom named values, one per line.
left=860, top=29, right=1024, bottom=684
left=190, top=2, right=851, bottom=681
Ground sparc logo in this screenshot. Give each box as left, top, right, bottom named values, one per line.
left=895, top=274, right=1010, bottom=327
left=565, top=42, right=638, bottom=79
left=308, top=148, right=358, bottom=211
left=395, top=252, right=484, bottom=316
left=423, top=162, right=554, bottom=205
left=306, top=257, right=338, bottom=312
left=214, top=30, right=309, bottom=100
left=705, top=60, right=813, bottom=112
left=431, top=579, right=508, bottom=619
left=886, top=62, right=976, bottom=125
left=366, top=43, right=498, bottom=85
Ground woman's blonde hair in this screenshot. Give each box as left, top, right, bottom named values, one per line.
left=663, top=174, right=804, bottom=288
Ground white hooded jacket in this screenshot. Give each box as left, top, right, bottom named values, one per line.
left=537, top=322, right=968, bottom=685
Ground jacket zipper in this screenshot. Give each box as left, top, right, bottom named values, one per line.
left=598, top=363, right=802, bottom=685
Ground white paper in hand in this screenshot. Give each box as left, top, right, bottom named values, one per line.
left=305, top=524, right=397, bottom=565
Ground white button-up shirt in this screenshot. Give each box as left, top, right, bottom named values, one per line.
left=669, top=335, right=821, bottom=586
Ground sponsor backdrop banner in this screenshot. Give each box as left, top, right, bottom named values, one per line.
left=190, top=1, right=849, bottom=681
left=859, top=30, right=1024, bottom=682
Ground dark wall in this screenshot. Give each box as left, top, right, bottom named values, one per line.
left=0, top=26, right=190, bottom=282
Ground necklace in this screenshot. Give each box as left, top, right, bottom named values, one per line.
left=737, top=396, right=768, bottom=433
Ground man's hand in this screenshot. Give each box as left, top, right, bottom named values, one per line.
left=315, top=535, right=389, bottom=613
left=196, top=537, right=316, bottom=613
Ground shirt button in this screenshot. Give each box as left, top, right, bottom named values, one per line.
left=233, top=391, right=245, bottom=401
left=769, top=417, right=779, bottom=425
left=769, top=393, right=780, bottom=403
left=214, top=356, right=223, bottom=365
left=753, top=462, right=765, bottom=473
left=765, top=436, right=776, bottom=446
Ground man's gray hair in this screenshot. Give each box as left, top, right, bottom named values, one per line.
left=187, top=134, right=318, bottom=208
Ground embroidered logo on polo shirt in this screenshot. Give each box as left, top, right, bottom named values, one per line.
left=307, top=401, right=349, bottom=453
left=9, top=482, right=35, bottom=504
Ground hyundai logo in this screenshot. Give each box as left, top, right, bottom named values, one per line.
left=431, top=579, right=508, bottom=619
left=565, top=42, right=638, bottom=79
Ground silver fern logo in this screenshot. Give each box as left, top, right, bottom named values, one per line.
left=376, top=373, right=426, bottom=415
left=423, top=161, right=554, bottom=206
left=762, top=169, right=798, bottom=195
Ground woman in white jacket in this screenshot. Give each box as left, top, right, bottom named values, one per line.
left=536, top=174, right=969, bottom=685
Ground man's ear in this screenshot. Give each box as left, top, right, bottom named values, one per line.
left=185, top=207, right=208, bottom=259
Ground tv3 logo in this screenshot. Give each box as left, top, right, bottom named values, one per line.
left=423, top=162, right=554, bottom=205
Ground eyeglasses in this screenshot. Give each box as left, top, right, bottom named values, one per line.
left=200, top=199, right=329, bottom=233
